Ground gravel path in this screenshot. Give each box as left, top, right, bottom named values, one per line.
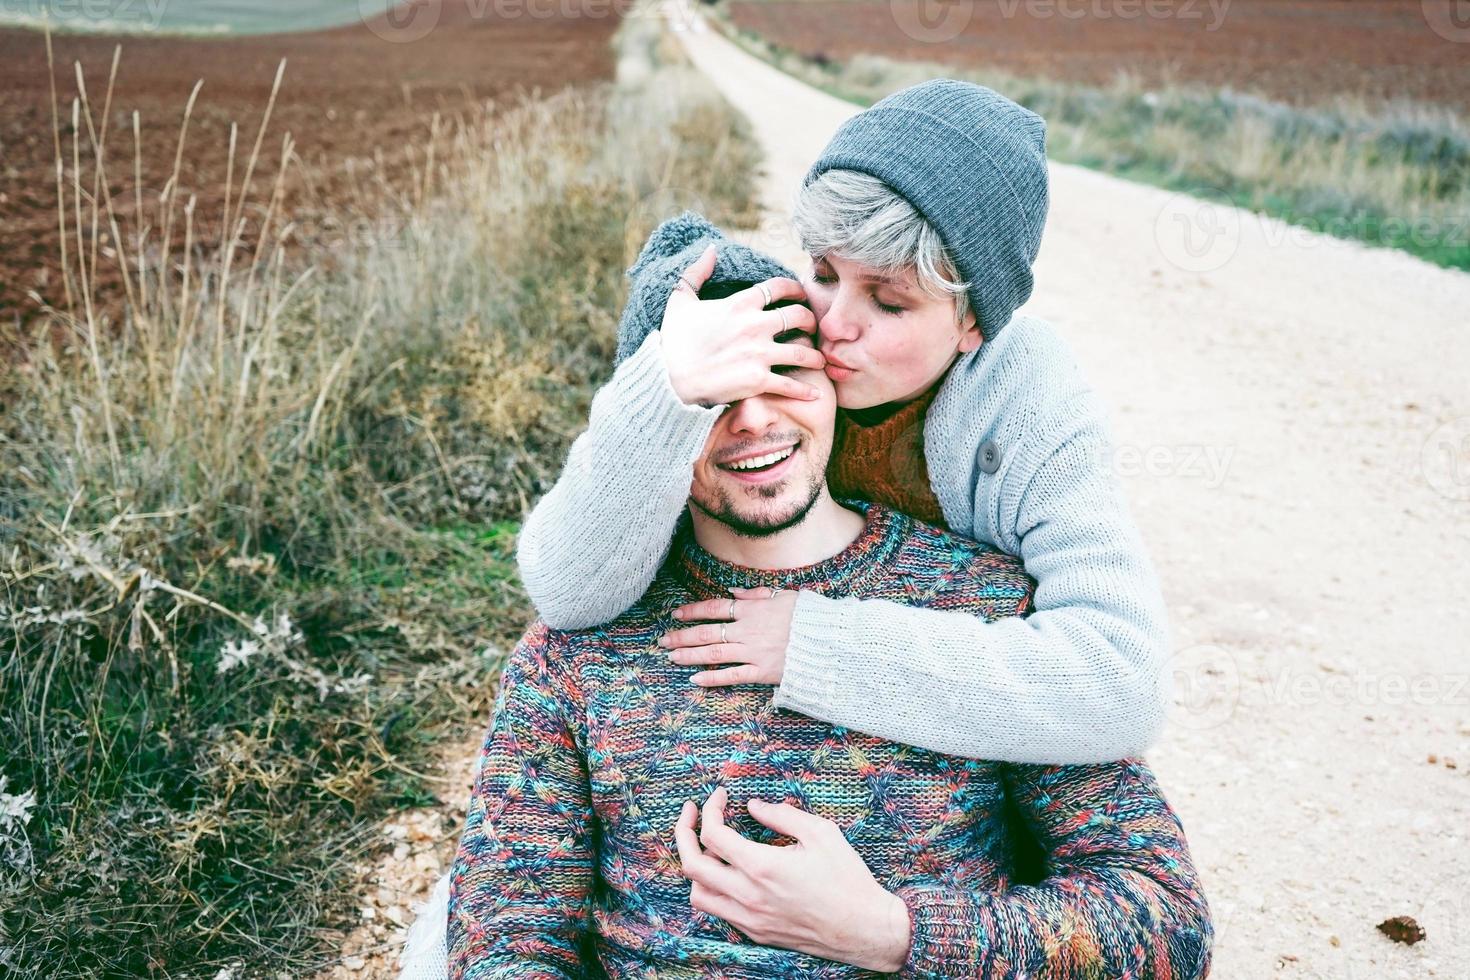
left=671, top=9, right=1470, bottom=977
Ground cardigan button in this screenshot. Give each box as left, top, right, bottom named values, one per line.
left=978, top=439, right=1002, bottom=475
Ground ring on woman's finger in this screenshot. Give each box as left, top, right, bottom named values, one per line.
left=721, top=623, right=728, bottom=645
left=759, top=282, right=773, bottom=307
left=776, top=306, right=789, bottom=332
left=678, top=275, right=698, bottom=294
left=728, top=598, right=737, bottom=619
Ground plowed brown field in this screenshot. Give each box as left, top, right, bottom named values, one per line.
left=727, top=0, right=1470, bottom=111
left=0, top=0, right=623, bottom=327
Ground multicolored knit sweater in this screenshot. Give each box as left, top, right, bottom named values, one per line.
left=448, top=502, right=1212, bottom=979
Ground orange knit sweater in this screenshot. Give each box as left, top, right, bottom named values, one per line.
left=826, top=380, right=947, bottom=528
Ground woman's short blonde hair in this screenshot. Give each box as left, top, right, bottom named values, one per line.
left=792, top=168, right=972, bottom=329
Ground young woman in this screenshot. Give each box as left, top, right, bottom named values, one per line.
left=517, top=79, right=1169, bottom=767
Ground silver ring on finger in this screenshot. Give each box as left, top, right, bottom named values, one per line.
left=759, top=282, right=773, bottom=307
left=678, top=275, right=698, bottom=294
left=728, top=598, right=737, bottom=619
left=721, top=623, right=728, bottom=645
left=776, top=306, right=789, bottom=332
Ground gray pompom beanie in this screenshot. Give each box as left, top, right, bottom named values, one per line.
left=801, top=78, right=1049, bottom=340
left=615, top=210, right=799, bottom=367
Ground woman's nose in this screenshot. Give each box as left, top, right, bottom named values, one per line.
left=818, top=289, right=861, bottom=342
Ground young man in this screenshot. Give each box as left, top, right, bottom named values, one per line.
left=446, top=317, right=1212, bottom=978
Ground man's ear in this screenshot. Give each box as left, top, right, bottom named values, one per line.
left=957, top=309, right=983, bottom=354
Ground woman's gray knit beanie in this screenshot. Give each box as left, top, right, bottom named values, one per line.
left=802, top=78, right=1049, bottom=340
left=614, top=210, right=799, bottom=367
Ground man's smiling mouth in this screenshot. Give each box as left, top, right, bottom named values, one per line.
left=717, top=441, right=800, bottom=476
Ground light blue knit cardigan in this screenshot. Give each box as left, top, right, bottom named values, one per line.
left=514, top=315, right=1170, bottom=764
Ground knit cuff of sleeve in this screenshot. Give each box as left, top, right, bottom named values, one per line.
left=772, top=590, right=843, bottom=717
left=607, top=331, right=725, bottom=464
left=893, top=884, right=986, bottom=978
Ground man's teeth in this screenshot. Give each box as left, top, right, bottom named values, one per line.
left=727, top=446, right=795, bottom=471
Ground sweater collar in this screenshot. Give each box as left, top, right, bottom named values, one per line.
left=674, top=500, right=907, bottom=598
left=841, top=374, right=944, bottom=430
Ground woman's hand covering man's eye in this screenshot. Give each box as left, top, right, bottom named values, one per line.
left=661, top=245, right=827, bottom=407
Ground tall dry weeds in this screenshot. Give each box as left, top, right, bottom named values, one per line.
left=0, top=11, right=760, bottom=976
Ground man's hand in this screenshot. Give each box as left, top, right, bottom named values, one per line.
left=660, top=244, right=825, bottom=407
left=660, top=586, right=796, bottom=687
left=672, top=787, right=911, bottom=973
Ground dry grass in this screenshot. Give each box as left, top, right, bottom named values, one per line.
left=707, top=6, right=1470, bottom=270
left=0, top=11, right=760, bottom=977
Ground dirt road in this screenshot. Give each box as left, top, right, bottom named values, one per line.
left=671, top=9, right=1470, bottom=977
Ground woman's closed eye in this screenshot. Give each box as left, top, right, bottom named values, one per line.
left=810, top=266, right=905, bottom=316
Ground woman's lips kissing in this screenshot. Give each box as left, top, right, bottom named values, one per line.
left=822, top=353, right=857, bottom=382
